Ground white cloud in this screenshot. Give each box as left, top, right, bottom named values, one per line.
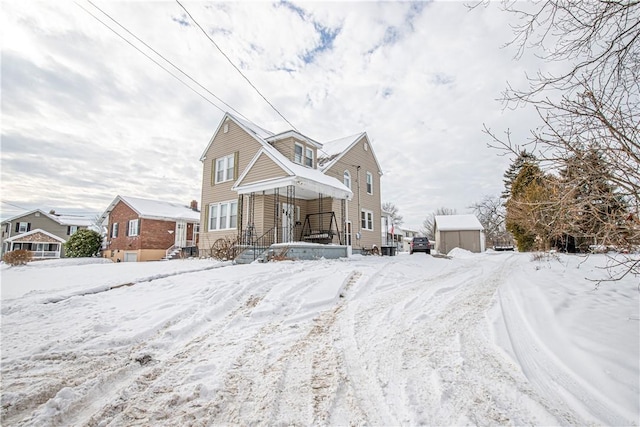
left=1, top=1, right=553, bottom=228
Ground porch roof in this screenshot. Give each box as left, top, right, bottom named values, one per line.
left=5, top=228, right=66, bottom=243
left=233, top=147, right=353, bottom=200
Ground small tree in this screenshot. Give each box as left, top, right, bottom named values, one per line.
left=64, top=229, right=103, bottom=258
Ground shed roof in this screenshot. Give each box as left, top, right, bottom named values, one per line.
left=435, top=215, right=484, bottom=231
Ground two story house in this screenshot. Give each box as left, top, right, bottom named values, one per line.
left=199, top=113, right=383, bottom=257
left=100, top=195, right=200, bottom=262
left=1, top=209, right=93, bottom=259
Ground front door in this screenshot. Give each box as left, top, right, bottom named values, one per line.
left=281, top=203, right=293, bottom=243
left=175, top=220, right=187, bottom=247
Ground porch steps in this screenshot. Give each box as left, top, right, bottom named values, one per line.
left=164, top=247, right=182, bottom=260
left=235, top=246, right=269, bottom=264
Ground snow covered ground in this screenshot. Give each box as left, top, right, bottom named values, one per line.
left=1, top=251, right=638, bottom=426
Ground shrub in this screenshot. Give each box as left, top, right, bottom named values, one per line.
left=3, top=249, right=32, bottom=266
left=65, top=229, right=103, bottom=257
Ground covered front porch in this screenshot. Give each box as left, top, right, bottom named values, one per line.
left=233, top=175, right=352, bottom=262
left=4, top=229, right=65, bottom=259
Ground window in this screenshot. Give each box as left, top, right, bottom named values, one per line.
left=343, top=170, right=351, bottom=189
left=208, top=201, right=238, bottom=231
left=294, top=143, right=313, bottom=167
left=128, top=219, right=139, bottom=236
left=215, top=154, right=235, bottom=183
left=17, top=222, right=30, bottom=233
left=305, top=147, right=314, bottom=167
left=361, top=209, right=373, bottom=231
left=111, top=222, right=119, bottom=238
left=67, top=225, right=78, bottom=235
left=366, top=172, right=373, bottom=194
left=294, top=143, right=303, bottom=164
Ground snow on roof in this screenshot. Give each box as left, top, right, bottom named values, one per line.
left=1, top=209, right=94, bottom=227
left=116, top=196, right=200, bottom=222
left=317, top=133, right=364, bottom=170
left=231, top=114, right=275, bottom=139
left=5, top=228, right=66, bottom=242
left=435, top=214, right=484, bottom=231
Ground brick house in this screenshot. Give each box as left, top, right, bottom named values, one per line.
left=1, top=209, right=93, bottom=259
left=199, top=112, right=383, bottom=258
left=100, top=195, right=200, bottom=262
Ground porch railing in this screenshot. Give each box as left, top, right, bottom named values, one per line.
left=30, top=250, right=60, bottom=259
left=239, top=226, right=276, bottom=262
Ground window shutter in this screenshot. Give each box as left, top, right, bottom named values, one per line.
left=15, top=223, right=19, bottom=232
left=138, top=219, right=141, bottom=234
left=27, top=223, right=31, bottom=232
left=125, top=221, right=129, bottom=236
left=204, top=205, right=209, bottom=231
left=234, top=151, right=239, bottom=180
left=67, top=226, right=71, bottom=235
left=211, top=158, right=217, bottom=186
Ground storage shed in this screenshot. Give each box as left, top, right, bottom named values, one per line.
left=434, top=214, right=485, bottom=254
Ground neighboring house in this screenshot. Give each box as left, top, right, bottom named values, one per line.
left=1, top=209, right=93, bottom=259
left=100, top=196, right=200, bottom=262
left=199, top=112, right=383, bottom=256
left=434, top=214, right=485, bottom=254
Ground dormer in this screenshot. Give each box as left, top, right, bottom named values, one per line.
left=266, top=131, right=322, bottom=169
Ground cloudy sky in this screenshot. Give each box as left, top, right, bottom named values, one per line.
left=1, top=0, right=551, bottom=229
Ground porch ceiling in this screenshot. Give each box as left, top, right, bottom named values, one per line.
left=233, top=176, right=352, bottom=201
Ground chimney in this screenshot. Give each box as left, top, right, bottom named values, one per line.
left=190, top=200, right=198, bottom=211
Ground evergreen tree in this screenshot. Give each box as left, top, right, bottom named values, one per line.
left=64, top=229, right=103, bottom=258
left=502, top=150, right=537, bottom=200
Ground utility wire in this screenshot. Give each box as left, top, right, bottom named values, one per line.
left=75, top=1, right=225, bottom=113
left=175, top=0, right=299, bottom=132
left=85, top=0, right=249, bottom=121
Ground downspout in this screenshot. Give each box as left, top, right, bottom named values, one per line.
left=356, top=165, right=361, bottom=246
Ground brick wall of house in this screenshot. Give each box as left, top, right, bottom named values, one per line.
left=140, top=218, right=176, bottom=250
left=108, top=201, right=142, bottom=251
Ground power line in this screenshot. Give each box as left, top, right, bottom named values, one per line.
left=85, top=0, right=249, bottom=121
left=175, top=0, right=299, bottom=132
left=75, top=1, right=225, bottom=113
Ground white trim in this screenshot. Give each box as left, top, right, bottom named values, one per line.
left=265, top=130, right=322, bottom=148
left=215, top=154, right=235, bottom=184
left=128, top=219, right=139, bottom=236
left=208, top=200, right=238, bottom=231
left=361, top=209, right=374, bottom=231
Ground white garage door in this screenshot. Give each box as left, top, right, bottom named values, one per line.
left=124, top=252, right=138, bottom=262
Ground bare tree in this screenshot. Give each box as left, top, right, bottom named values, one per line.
left=382, top=202, right=404, bottom=227
left=421, top=207, right=457, bottom=240
left=483, top=1, right=639, bottom=276
left=469, top=195, right=509, bottom=245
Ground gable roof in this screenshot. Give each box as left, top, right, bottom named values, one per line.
left=5, top=228, right=67, bottom=243
left=434, top=215, right=484, bottom=231
left=317, top=132, right=383, bottom=175
left=234, top=147, right=353, bottom=200
left=100, top=196, right=200, bottom=223
left=1, top=209, right=93, bottom=227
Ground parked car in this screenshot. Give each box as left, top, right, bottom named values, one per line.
left=410, top=236, right=431, bottom=254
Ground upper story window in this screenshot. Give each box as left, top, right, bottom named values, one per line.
left=127, top=219, right=139, bottom=236
left=366, top=172, right=373, bottom=195
left=67, top=225, right=78, bottom=235
left=17, top=222, right=30, bottom=233
left=111, top=222, right=119, bottom=238
left=294, top=143, right=314, bottom=167
left=215, top=154, right=235, bottom=184
left=343, top=170, right=351, bottom=189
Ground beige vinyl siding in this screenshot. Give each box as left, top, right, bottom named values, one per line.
left=199, top=118, right=264, bottom=252
left=239, top=152, right=287, bottom=186
left=324, top=135, right=382, bottom=249
left=272, top=137, right=317, bottom=167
